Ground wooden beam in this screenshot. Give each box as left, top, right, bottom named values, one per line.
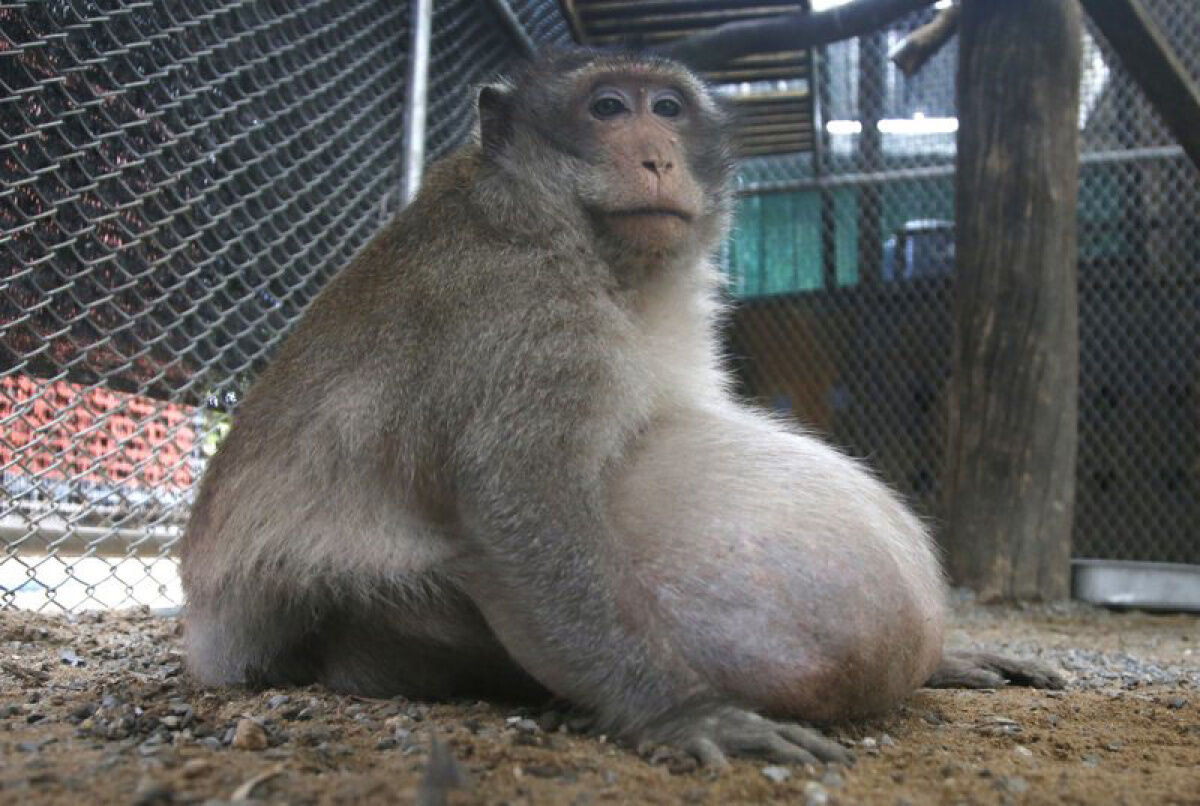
left=1080, top=0, right=1200, bottom=171
left=653, top=0, right=937, bottom=71
left=889, top=1, right=959, bottom=77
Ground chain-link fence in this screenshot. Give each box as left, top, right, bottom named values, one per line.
left=726, top=1, right=1200, bottom=566
left=3, top=1, right=1197, bottom=611
left=0, top=0, right=567, bottom=610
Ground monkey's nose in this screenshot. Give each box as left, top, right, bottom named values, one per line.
left=642, top=159, right=673, bottom=176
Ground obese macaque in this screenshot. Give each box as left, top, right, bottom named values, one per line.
left=181, top=50, right=1062, bottom=768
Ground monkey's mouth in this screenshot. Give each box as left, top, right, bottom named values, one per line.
left=602, top=207, right=694, bottom=223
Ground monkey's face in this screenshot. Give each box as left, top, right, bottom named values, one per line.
left=574, top=73, right=712, bottom=256
left=477, top=53, right=735, bottom=269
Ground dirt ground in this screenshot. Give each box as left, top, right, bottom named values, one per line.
left=0, top=600, right=1197, bottom=805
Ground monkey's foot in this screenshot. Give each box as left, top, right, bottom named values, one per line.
left=639, top=706, right=853, bottom=770
left=927, top=650, right=1067, bottom=690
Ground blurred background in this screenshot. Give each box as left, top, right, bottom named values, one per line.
left=1, top=0, right=1196, bottom=610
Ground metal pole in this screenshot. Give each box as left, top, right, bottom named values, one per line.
left=402, top=0, right=433, bottom=205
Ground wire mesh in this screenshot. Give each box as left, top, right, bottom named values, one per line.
left=726, top=2, right=1200, bottom=565
left=3, top=1, right=1198, bottom=611
left=0, top=0, right=557, bottom=610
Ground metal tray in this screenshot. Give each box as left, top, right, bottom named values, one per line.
left=1072, top=559, right=1200, bottom=612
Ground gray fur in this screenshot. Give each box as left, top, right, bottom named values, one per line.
left=181, top=51, right=1061, bottom=767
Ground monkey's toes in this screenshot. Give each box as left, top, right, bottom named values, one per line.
left=929, top=651, right=1067, bottom=690
left=654, top=707, right=852, bottom=770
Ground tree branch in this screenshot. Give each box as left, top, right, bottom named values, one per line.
left=889, top=2, right=960, bottom=77
left=654, top=0, right=938, bottom=71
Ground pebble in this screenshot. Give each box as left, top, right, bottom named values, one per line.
left=508, top=717, right=540, bottom=734
left=181, top=759, right=211, bottom=778
left=132, top=778, right=172, bottom=806
left=820, top=768, right=845, bottom=788
left=1166, top=696, right=1188, bottom=709
left=880, top=733, right=896, bottom=747
left=803, top=781, right=829, bottom=806
left=1014, top=745, right=1034, bottom=758
left=231, top=718, right=268, bottom=751
left=267, top=694, right=291, bottom=710
left=59, top=648, right=86, bottom=668
left=761, top=765, right=791, bottom=783
left=995, top=776, right=1030, bottom=795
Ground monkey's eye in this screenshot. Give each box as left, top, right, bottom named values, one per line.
left=590, top=94, right=628, bottom=120
left=652, top=95, right=684, bottom=118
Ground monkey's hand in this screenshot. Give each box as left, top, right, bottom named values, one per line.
left=926, top=650, right=1067, bottom=690
left=637, top=705, right=853, bottom=770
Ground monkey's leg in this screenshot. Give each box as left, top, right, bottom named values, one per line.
left=307, top=587, right=548, bottom=701
left=926, top=651, right=1066, bottom=690
left=185, top=575, right=546, bottom=701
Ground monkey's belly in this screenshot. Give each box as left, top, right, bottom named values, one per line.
left=612, top=406, right=945, bottom=722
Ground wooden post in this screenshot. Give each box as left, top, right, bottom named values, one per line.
left=943, top=0, right=1082, bottom=600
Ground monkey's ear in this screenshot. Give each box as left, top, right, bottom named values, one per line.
left=478, top=81, right=515, bottom=156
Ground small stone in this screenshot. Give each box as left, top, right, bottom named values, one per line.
left=761, top=765, right=791, bottom=784
left=860, top=737, right=877, bottom=749
left=132, top=778, right=172, bottom=806
left=510, top=717, right=540, bottom=734
left=267, top=694, right=291, bottom=710
left=820, top=769, right=844, bottom=788
left=59, top=649, right=86, bottom=668
left=1105, top=741, right=1123, bottom=752
left=181, top=759, right=211, bottom=778
left=1082, top=754, right=1101, bottom=768
left=880, top=733, right=896, bottom=747
left=1166, top=696, right=1188, bottom=710
left=69, top=703, right=96, bottom=721
left=1014, top=745, right=1034, bottom=758
left=803, top=781, right=829, bottom=806
left=231, top=718, right=268, bottom=751
left=995, top=776, right=1029, bottom=795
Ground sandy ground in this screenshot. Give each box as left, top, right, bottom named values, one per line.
left=0, top=601, right=1197, bottom=805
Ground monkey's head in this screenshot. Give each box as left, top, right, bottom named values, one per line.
left=475, top=51, right=735, bottom=272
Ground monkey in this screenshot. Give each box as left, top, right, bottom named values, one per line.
left=180, top=50, right=1063, bottom=769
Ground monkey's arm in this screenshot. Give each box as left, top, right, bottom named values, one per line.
left=448, top=312, right=847, bottom=767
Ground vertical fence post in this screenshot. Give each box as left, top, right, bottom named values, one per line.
left=402, top=0, right=433, bottom=205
